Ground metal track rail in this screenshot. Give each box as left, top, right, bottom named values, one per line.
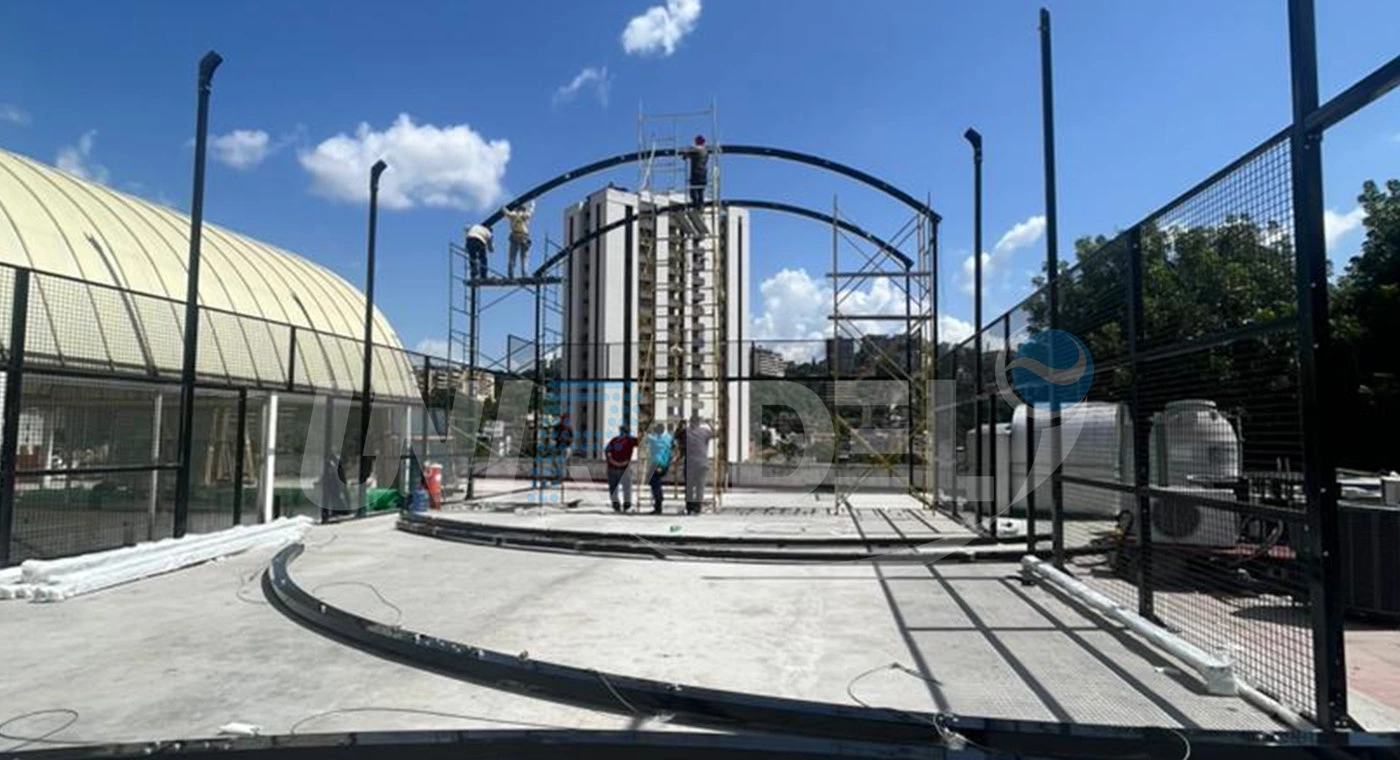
left=262, top=542, right=1400, bottom=758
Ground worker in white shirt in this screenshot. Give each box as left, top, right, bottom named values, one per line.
left=682, top=413, right=714, bottom=515
left=501, top=202, right=534, bottom=279
left=465, top=224, right=493, bottom=280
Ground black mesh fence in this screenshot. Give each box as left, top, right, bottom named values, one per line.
left=932, top=133, right=1326, bottom=718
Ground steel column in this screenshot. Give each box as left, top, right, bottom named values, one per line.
left=173, top=51, right=223, bottom=538
left=0, top=269, right=31, bottom=566
left=1126, top=226, right=1153, bottom=619
left=1287, top=0, right=1348, bottom=730
left=623, top=206, right=634, bottom=433
left=1038, top=9, right=1064, bottom=568
left=357, top=160, right=388, bottom=516
left=232, top=388, right=247, bottom=525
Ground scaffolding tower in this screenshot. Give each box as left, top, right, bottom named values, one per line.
left=826, top=197, right=937, bottom=510
left=635, top=104, right=728, bottom=511
left=448, top=231, right=565, bottom=504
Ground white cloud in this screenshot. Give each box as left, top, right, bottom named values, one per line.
left=1324, top=206, right=1365, bottom=252
left=621, top=0, right=701, bottom=56
left=939, top=315, right=974, bottom=345
left=750, top=267, right=920, bottom=362
left=554, top=66, right=612, bottom=107
left=209, top=129, right=271, bottom=170
left=298, top=114, right=511, bottom=211
left=56, top=130, right=109, bottom=184
left=0, top=104, right=29, bottom=125
left=959, top=214, right=1046, bottom=293
left=415, top=338, right=450, bottom=359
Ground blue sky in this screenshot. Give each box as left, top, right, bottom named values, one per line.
left=1, top=0, right=1397, bottom=362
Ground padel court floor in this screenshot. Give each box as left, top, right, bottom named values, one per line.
left=0, top=514, right=1314, bottom=747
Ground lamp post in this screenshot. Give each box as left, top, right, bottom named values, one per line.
left=964, top=127, right=984, bottom=529
left=173, top=50, right=222, bottom=538
left=357, top=159, right=388, bottom=517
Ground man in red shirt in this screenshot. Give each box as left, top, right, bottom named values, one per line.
left=604, top=424, right=639, bottom=512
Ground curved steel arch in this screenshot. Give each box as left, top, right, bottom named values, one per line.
left=484, top=144, right=939, bottom=228
left=532, top=198, right=912, bottom=279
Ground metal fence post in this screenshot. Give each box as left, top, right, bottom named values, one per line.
left=232, top=388, right=247, bottom=525
left=286, top=326, right=298, bottom=392
left=1287, top=0, right=1349, bottom=730
left=1126, top=226, right=1153, bottom=619
left=1039, top=7, right=1065, bottom=569
left=0, top=269, right=31, bottom=566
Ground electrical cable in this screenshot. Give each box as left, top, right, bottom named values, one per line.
left=0, top=708, right=87, bottom=751
left=595, top=671, right=641, bottom=716
left=309, top=581, right=404, bottom=627
left=844, top=663, right=1001, bottom=755
left=287, top=706, right=570, bottom=735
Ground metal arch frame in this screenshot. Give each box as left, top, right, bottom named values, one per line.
left=480, top=144, right=941, bottom=229
left=532, top=198, right=914, bottom=279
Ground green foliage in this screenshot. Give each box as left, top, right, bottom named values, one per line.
left=1331, top=179, right=1400, bottom=470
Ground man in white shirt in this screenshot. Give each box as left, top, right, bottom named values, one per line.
left=682, top=413, right=714, bottom=515
left=465, top=224, right=493, bottom=280
left=501, top=202, right=534, bottom=279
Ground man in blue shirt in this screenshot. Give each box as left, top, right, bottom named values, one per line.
left=644, top=422, right=674, bottom=514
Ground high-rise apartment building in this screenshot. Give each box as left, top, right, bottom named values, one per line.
left=560, top=185, right=750, bottom=462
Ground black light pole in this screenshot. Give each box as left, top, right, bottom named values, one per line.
left=1039, top=8, right=1064, bottom=569
left=964, top=128, right=984, bottom=531
left=357, top=159, right=388, bottom=517
left=173, top=50, right=222, bottom=538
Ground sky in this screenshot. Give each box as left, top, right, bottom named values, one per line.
left=1, top=0, right=1397, bottom=365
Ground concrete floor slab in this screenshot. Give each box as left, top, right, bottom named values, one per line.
left=284, top=520, right=1281, bottom=731
left=0, top=515, right=1298, bottom=748
left=0, top=519, right=687, bottom=748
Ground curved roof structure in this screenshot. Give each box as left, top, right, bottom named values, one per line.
left=0, top=147, right=418, bottom=400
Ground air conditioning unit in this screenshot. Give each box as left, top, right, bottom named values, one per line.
left=1146, top=487, right=1240, bottom=547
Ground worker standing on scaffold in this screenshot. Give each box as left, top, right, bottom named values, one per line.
left=501, top=202, right=534, bottom=279
left=465, top=223, right=493, bottom=280
left=683, top=135, right=708, bottom=209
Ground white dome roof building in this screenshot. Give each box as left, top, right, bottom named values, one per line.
left=0, top=147, right=423, bottom=562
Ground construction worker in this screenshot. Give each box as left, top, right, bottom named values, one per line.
left=683, top=135, right=708, bottom=208
left=465, top=223, right=493, bottom=280
left=604, top=424, right=639, bottom=512
left=682, top=413, right=714, bottom=515
left=501, top=202, right=534, bottom=279
left=551, top=413, right=574, bottom=486
left=644, top=422, right=674, bottom=514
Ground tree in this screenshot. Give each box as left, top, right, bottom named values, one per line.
left=1332, top=179, right=1400, bottom=471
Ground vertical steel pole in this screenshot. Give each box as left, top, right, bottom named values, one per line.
left=1039, top=9, right=1065, bottom=568
left=0, top=269, right=30, bottom=566
left=232, top=388, right=247, bottom=525
left=965, top=129, right=985, bottom=533
left=173, top=51, right=222, bottom=538
left=465, top=281, right=479, bottom=500
left=320, top=396, right=334, bottom=523
left=624, top=206, right=634, bottom=434
left=1126, top=226, right=1153, bottom=619
left=1287, top=0, right=1348, bottom=730
left=357, top=160, right=388, bottom=517
left=905, top=260, right=916, bottom=488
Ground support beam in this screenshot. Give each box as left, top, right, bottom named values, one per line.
left=258, top=392, right=279, bottom=523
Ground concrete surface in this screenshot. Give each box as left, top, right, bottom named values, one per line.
left=283, top=520, right=1280, bottom=730
left=0, top=515, right=1297, bottom=749
left=0, top=519, right=688, bottom=749
left=437, top=499, right=968, bottom=542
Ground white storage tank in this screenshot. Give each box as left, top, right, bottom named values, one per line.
left=1149, top=399, right=1241, bottom=487
left=999, top=402, right=1134, bottom=518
